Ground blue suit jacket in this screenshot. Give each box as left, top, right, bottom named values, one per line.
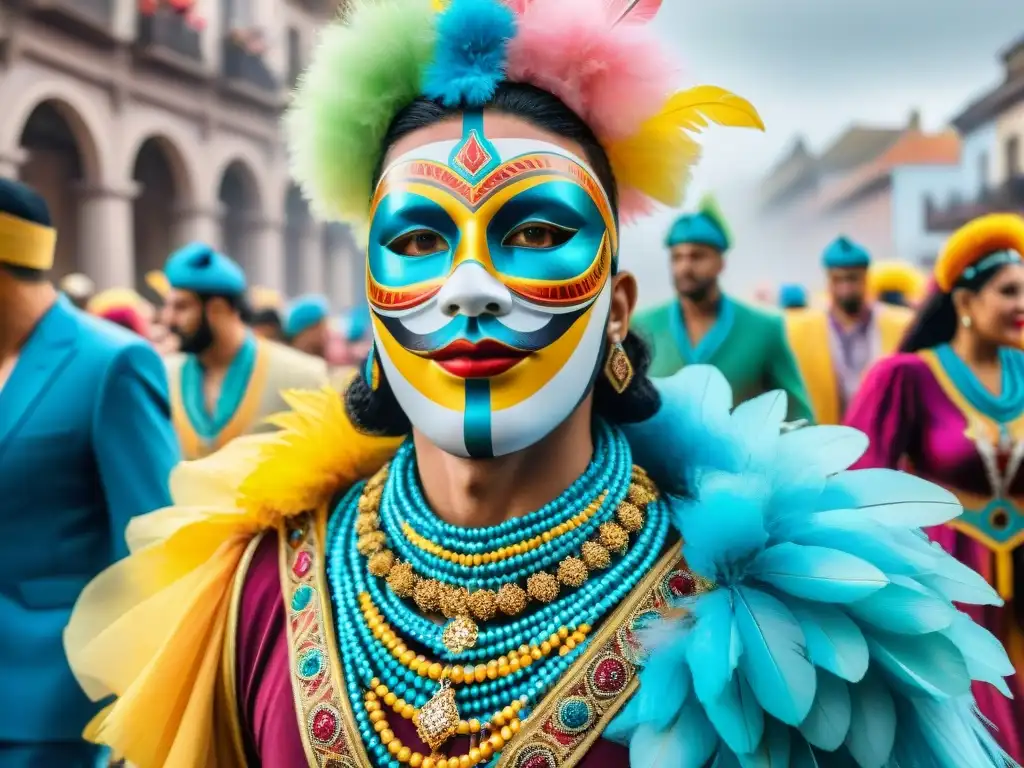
left=0, top=296, right=180, bottom=742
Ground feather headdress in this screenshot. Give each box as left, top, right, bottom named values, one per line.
left=286, top=0, right=764, bottom=225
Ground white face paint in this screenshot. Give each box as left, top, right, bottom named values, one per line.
left=366, top=117, right=618, bottom=458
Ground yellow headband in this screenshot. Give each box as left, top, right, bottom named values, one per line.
left=0, top=211, right=57, bottom=270
left=935, top=213, right=1024, bottom=292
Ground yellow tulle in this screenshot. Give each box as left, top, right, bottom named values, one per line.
left=64, top=383, right=403, bottom=767
left=607, top=85, right=765, bottom=208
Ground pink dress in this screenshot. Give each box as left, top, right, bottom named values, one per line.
left=236, top=533, right=631, bottom=766
left=845, top=351, right=1024, bottom=759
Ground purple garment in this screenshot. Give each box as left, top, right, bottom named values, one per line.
left=845, top=353, right=1024, bottom=760
left=827, top=309, right=876, bottom=413
left=237, top=533, right=631, bottom=766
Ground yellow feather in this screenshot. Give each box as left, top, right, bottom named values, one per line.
left=432, top=0, right=449, bottom=10
left=607, top=85, right=764, bottom=208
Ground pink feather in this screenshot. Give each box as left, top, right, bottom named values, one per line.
left=504, top=0, right=677, bottom=142
left=605, top=0, right=662, bottom=24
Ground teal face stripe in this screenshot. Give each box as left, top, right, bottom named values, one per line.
left=463, top=379, right=493, bottom=458
left=448, top=110, right=501, bottom=183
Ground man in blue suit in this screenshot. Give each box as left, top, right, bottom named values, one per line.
left=0, top=179, right=180, bottom=766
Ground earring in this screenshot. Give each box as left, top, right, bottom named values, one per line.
left=961, top=316, right=972, bottom=329
left=363, top=341, right=381, bottom=391
left=603, top=337, right=634, bottom=394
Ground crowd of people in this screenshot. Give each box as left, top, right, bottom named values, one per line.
left=1, top=0, right=1022, bottom=766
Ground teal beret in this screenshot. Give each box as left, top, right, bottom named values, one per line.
left=285, top=294, right=330, bottom=338
left=164, top=243, right=246, bottom=296
left=341, top=304, right=371, bottom=342
left=822, top=236, right=870, bottom=269
left=665, top=212, right=730, bottom=252
left=778, top=283, right=808, bottom=309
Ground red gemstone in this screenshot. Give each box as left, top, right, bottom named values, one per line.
left=668, top=571, right=694, bottom=597
left=293, top=550, right=313, bottom=578
left=455, top=132, right=491, bottom=175
left=592, top=658, right=628, bottom=695
left=311, top=707, right=339, bottom=744
left=516, top=746, right=557, bottom=768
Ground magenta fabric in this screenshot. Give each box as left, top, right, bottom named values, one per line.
left=845, top=353, right=1024, bottom=760
left=237, top=532, right=630, bottom=766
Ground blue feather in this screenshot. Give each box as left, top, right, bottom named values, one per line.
left=844, top=671, right=896, bottom=768
left=900, top=696, right=1013, bottom=768
left=749, top=543, right=888, bottom=603
left=634, top=634, right=692, bottom=730
left=736, top=717, right=791, bottom=767
left=687, top=588, right=742, bottom=702
left=729, top=390, right=787, bottom=468
left=790, top=738, right=827, bottom=768
left=630, top=698, right=718, bottom=768
left=941, top=612, right=1014, bottom=697
left=817, top=468, right=960, bottom=521
left=846, top=575, right=954, bottom=634
left=788, top=600, right=869, bottom=682
left=422, top=0, right=515, bottom=107
left=792, top=515, right=937, bottom=576
left=734, top=587, right=816, bottom=725
left=678, top=475, right=768, bottom=583
left=703, top=674, right=764, bottom=755
left=865, top=630, right=971, bottom=698
left=604, top=695, right=642, bottom=745
left=798, top=671, right=851, bottom=751
left=774, top=426, right=868, bottom=478
left=919, top=554, right=1003, bottom=607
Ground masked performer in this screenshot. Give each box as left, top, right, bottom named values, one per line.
left=846, top=213, right=1024, bottom=760
left=161, top=243, right=330, bottom=459
left=65, top=2, right=1015, bottom=767
left=786, top=236, right=913, bottom=425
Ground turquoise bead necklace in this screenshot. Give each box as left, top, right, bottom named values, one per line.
left=327, top=421, right=670, bottom=767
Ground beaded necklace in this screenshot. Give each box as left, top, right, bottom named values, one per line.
left=327, top=421, right=670, bottom=768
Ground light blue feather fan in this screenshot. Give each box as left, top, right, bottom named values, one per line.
left=613, top=366, right=1017, bottom=768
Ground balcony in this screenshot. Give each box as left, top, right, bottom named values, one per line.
left=135, top=7, right=204, bottom=76
left=21, top=0, right=117, bottom=43
left=221, top=34, right=278, bottom=104
left=925, top=176, right=1024, bottom=232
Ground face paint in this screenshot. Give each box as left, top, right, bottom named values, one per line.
left=367, top=112, right=618, bottom=458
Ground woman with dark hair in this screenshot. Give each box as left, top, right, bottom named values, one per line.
left=846, top=212, right=1024, bottom=760
left=65, top=2, right=1014, bottom=766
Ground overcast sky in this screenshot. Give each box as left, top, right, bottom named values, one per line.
left=622, top=0, right=1024, bottom=307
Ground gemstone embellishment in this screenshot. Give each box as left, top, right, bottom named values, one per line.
left=291, top=584, right=315, bottom=612
left=452, top=130, right=492, bottom=177
left=414, top=682, right=460, bottom=752
left=555, top=696, right=594, bottom=734
left=309, top=704, right=342, bottom=746
left=589, top=655, right=628, bottom=698
left=441, top=614, right=479, bottom=655
left=293, top=549, right=313, bottom=578
left=298, top=648, right=324, bottom=680
left=513, top=744, right=558, bottom=768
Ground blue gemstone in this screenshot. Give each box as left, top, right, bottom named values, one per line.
left=291, top=584, right=315, bottom=612
left=298, top=649, right=323, bottom=678
left=559, top=697, right=593, bottom=731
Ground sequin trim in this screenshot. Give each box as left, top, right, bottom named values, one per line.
left=281, top=510, right=370, bottom=767
left=499, top=546, right=698, bottom=768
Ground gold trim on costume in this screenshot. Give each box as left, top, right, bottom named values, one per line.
left=220, top=532, right=267, bottom=768
left=172, top=340, right=272, bottom=460
left=280, top=508, right=372, bottom=767
left=0, top=211, right=57, bottom=270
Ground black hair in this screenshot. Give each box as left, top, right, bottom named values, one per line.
left=0, top=177, right=52, bottom=282
left=251, top=307, right=283, bottom=330
left=877, top=290, right=907, bottom=307
left=348, top=83, right=660, bottom=435
left=900, top=257, right=1014, bottom=353
left=197, top=291, right=252, bottom=323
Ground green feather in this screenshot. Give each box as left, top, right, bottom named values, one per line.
left=284, top=0, right=438, bottom=224
left=698, top=193, right=732, bottom=247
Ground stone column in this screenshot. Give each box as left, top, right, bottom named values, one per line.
left=299, top=220, right=325, bottom=296
left=0, top=148, right=27, bottom=179
left=174, top=204, right=224, bottom=250
left=326, top=225, right=361, bottom=308
left=77, top=184, right=138, bottom=289
left=247, top=216, right=285, bottom=292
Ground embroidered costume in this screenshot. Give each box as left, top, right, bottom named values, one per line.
left=847, top=214, right=1024, bottom=760
left=65, top=2, right=1014, bottom=767
left=633, top=199, right=814, bottom=422
left=162, top=244, right=330, bottom=459
left=786, top=236, right=913, bottom=424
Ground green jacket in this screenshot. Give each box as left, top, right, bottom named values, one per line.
left=632, top=297, right=814, bottom=423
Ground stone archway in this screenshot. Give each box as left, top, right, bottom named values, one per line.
left=284, top=183, right=310, bottom=298
left=17, top=100, right=99, bottom=280
left=132, top=136, right=190, bottom=290
left=218, top=160, right=261, bottom=273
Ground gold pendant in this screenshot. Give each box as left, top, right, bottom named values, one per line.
left=441, top=614, right=479, bottom=655
left=414, top=680, right=460, bottom=752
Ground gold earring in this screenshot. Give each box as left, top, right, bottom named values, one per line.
left=603, top=337, right=634, bottom=393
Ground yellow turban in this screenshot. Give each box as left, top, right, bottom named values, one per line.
left=935, top=214, right=1024, bottom=292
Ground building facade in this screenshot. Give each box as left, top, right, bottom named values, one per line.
left=0, top=0, right=364, bottom=308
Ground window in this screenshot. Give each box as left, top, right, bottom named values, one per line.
left=978, top=151, right=989, bottom=193
left=223, top=0, right=253, bottom=29
left=1008, top=135, right=1021, bottom=177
